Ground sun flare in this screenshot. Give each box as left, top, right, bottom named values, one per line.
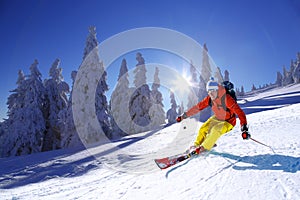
left=168, top=69, right=195, bottom=103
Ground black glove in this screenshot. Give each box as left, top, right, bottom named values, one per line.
left=176, top=112, right=188, bottom=123
left=241, top=124, right=248, bottom=132
left=241, top=124, right=250, bottom=140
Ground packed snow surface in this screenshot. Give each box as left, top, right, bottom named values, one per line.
left=1, top=85, right=300, bottom=200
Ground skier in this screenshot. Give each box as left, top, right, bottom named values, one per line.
left=176, top=77, right=250, bottom=154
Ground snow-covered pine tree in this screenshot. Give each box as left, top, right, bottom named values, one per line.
left=59, top=71, right=81, bottom=148
left=178, top=101, right=184, bottom=116
left=282, top=65, right=293, bottom=86
left=166, top=91, right=178, bottom=125
left=83, top=26, right=98, bottom=61
left=224, top=70, right=229, bottom=82
left=251, top=84, right=257, bottom=91
left=42, top=59, right=69, bottom=151
left=79, top=26, right=111, bottom=141
left=129, top=53, right=152, bottom=133
left=0, top=121, right=8, bottom=157
left=110, top=59, right=130, bottom=138
left=1, top=70, right=26, bottom=157
left=200, top=44, right=212, bottom=82
left=95, top=63, right=111, bottom=138
left=3, top=60, right=47, bottom=156
left=292, top=59, right=299, bottom=83
left=7, top=70, right=26, bottom=118
left=149, top=67, right=165, bottom=128
left=235, top=87, right=240, bottom=95
left=292, top=53, right=300, bottom=83
left=215, top=67, right=224, bottom=83
left=198, top=43, right=212, bottom=122
left=276, top=71, right=283, bottom=86
left=23, top=60, right=47, bottom=154
left=240, top=86, right=245, bottom=96
left=290, top=59, right=296, bottom=80
left=282, top=66, right=288, bottom=86
left=187, top=61, right=199, bottom=110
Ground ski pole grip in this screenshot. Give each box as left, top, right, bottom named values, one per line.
left=176, top=116, right=182, bottom=122
left=176, top=112, right=188, bottom=123
left=242, top=132, right=251, bottom=140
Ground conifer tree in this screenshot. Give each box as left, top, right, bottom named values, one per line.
left=59, top=71, right=81, bottom=148
left=80, top=26, right=111, bottom=141
left=215, top=67, right=224, bottom=83
left=199, top=43, right=212, bottom=122
left=276, top=71, right=283, bottom=86
left=110, top=59, right=130, bottom=138
left=293, top=62, right=300, bottom=83
left=187, top=61, right=199, bottom=109
left=3, top=60, right=47, bottom=156
left=166, top=91, right=178, bottom=124
left=42, top=59, right=69, bottom=151
left=129, top=53, right=152, bottom=133
left=251, top=84, right=257, bottom=91
left=282, top=65, right=293, bottom=86
left=224, top=70, right=230, bottom=81
left=149, top=67, right=165, bottom=128
left=1, top=70, right=26, bottom=156
left=240, top=86, right=245, bottom=96
left=178, top=101, right=184, bottom=116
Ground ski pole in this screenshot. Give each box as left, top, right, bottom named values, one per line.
left=250, top=137, right=276, bottom=153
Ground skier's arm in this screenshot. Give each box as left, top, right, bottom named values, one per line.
left=185, top=96, right=211, bottom=117
left=176, top=96, right=210, bottom=122
left=226, top=95, right=247, bottom=126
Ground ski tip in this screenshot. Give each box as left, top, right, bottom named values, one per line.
left=154, top=159, right=169, bottom=170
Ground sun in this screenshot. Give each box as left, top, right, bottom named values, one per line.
left=168, top=69, right=194, bottom=101
left=181, top=69, right=193, bottom=87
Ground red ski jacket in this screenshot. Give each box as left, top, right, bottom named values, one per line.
left=186, top=85, right=247, bottom=126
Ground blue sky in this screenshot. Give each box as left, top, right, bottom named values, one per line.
left=1, top=0, right=300, bottom=120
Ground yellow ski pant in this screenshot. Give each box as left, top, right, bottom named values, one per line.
left=194, top=116, right=234, bottom=150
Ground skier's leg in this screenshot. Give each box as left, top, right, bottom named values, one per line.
left=194, top=116, right=214, bottom=146
left=201, top=120, right=233, bottom=150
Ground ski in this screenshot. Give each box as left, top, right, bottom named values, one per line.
left=154, top=149, right=200, bottom=170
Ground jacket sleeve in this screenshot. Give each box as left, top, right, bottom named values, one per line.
left=186, top=96, right=211, bottom=117
left=226, top=94, right=247, bottom=126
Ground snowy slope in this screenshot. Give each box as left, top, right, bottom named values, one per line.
left=1, top=85, right=300, bottom=200
left=239, top=84, right=300, bottom=114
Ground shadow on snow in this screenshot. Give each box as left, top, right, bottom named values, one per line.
left=0, top=147, right=98, bottom=189
left=240, top=91, right=300, bottom=115
left=90, top=125, right=166, bottom=159
left=0, top=125, right=167, bottom=189
left=211, top=151, right=300, bottom=173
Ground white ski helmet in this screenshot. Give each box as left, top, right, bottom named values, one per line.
left=206, top=77, right=219, bottom=91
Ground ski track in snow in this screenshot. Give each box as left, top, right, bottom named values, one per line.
left=1, top=85, right=300, bottom=200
